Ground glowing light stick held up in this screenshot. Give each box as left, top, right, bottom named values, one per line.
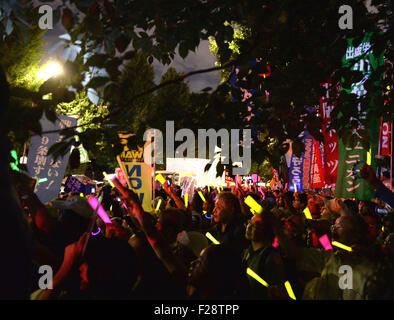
left=318, top=234, right=333, bottom=250
left=244, top=196, right=263, bottom=214
left=205, top=232, right=220, bottom=245
left=88, top=196, right=112, bottom=224
left=103, top=171, right=115, bottom=188
left=184, top=193, right=188, bottom=207
left=198, top=190, right=206, bottom=202
left=246, top=268, right=269, bottom=287
left=284, top=281, right=297, bottom=300
left=331, top=241, right=352, bottom=252
left=367, top=148, right=372, bottom=166
left=156, top=199, right=162, bottom=212
left=303, top=207, right=313, bottom=219
left=155, top=174, right=166, bottom=185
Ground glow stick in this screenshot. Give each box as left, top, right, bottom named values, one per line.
left=294, top=183, right=298, bottom=193
left=272, top=237, right=279, bottom=248
left=258, top=188, right=265, bottom=199
left=198, top=191, right=206, bottom=202
left=244, top=196, right=263, bottom=214
left=91, top=227, right=101, bottom=236
left=367, top=148, right=371, bottom=165
left=80, top=193, right=84, bottom=197
left=284, top=281, right=297, bottom=300
left=156, top=199, right=162, bottom=211
left=331, top=241, right=352, bottom=252
left=88, top=196, right=112, bottom=224
left=103, top=171, right=115, bottom=188
left=208, top=186, right=210, bottom=192
left=205, top=232, right=220, bottom=245
left=37, top=178, right=48, bottom=184
left=184, top=193, right=188, bottom=207
left=303, top=207, right=313, bottom=219
left=155, top=174, right=166, bottom=185
left=246, top=268, right=269, bottom=287
left=285, top=183, right=288, bottom=190
left=318, top=234, right=333, bottom=250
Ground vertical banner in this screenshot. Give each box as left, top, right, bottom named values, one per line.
left=379, top=120, right=391, bottom=156
left=26, top=115, right=77, bottom=204
left=320, top=81, right=340, bottom=185
left=310, top=139, right=325, bottom=189
left=335, top=32, right=383, bottom=200
left=301, top=131, right=314, bottom=190
left=117, top=145, right=152, bottom=213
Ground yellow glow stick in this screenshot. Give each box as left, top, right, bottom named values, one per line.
left=155, top=174, right=166, bottom=185
left=284, top=281, right=297, bottom=300
left=246, top=268, right=269, bottom=287
left=331, top=241, right=352, bottom=252
left=80, top=193, right=84, bottom=197
left=294, top=183, right=298, bottom=193
left=367, top=148, right=371, bottom=165
left=303, top=207, right=313, bottom=219
left=244, top=196, right=263, bottom=214
left=156, top=199, right=162, bottom=211
left=184, top=193, right=188, bottom=207
left=208, top=186, right=210, bottom=192
left=205, top=232, right=220, bottom=245
left=198, top=191, right=206, bottom=202
left=103, top=171, right=115, bottom=188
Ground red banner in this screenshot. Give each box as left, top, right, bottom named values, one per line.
left=310, top=139, right=325, bottom=189
left=379, top=120, right=392, bottom=156
left=320, top=81, right=340, bottom=185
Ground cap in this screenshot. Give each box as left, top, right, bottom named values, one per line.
left=51, top=196, right=94, bottom=219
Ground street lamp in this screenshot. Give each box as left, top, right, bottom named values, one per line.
left=36, top=61, right=63, bottom=82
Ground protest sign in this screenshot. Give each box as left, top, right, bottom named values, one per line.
left=26, top=115, right=77, bottom=204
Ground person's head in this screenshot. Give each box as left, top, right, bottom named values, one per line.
left=245, top=212, right=275, bottom=245
left=382, top=212, right=394, bottom=234
left=382, top=233, right=394, bottom=256
left=80, top=236, right=139, bottom=299
left=282, top=214, right=305, bottom=239
left=330, top=214, right=368, bottom=246
left=363, top=213, right=382, bottom=244
left=156, top=208, right=187, bottom=244
left=213, top=192, right=242, bottom=224
left=293, top=193, right=307, bottom=210
left=187, top=244, right=249, bottom=299
left=307, top=197, right=322, bottom=218
left=359, top=200, right=377, bottom=216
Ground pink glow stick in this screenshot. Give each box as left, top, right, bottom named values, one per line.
left=272, top=237, right=279, bottom=248
left=88, top=196, right=112, bottom=224
left=318, top=234, right=333, bottom=250
left=258, top=188, right=265, bottom=200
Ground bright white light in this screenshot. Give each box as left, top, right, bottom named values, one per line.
left=37, top=61, right=63, bottom=81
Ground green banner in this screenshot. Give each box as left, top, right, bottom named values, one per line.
left=335, top=32, right=384, bottom=200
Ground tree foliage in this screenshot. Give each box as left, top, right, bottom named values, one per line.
left=0, top=0, right=393, bottom=169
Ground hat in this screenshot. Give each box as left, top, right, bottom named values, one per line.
left=177, top=231, right=209, bottom=258
left=51, top=196, right=94, bottom=219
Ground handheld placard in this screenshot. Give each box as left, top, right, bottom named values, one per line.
left=244, top=196, right=263, bottom=214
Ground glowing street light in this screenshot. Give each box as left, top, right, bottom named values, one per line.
left=36, top=61, right=63, bottom=81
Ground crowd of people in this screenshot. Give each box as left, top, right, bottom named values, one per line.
left=11, top=163, right=394, bottom=300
